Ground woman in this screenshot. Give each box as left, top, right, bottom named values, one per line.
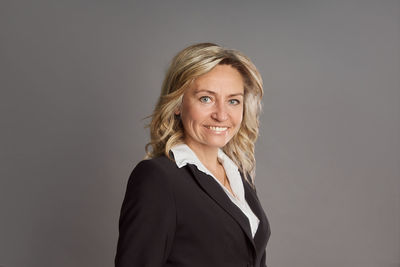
left=115, top=43, right=270, bottom=267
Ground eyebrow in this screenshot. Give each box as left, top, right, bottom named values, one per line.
left=194, top=89, right=244, bottom=97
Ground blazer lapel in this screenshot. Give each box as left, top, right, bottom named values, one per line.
left=243, top=179, right=270, bottom=256
left=186, top=164, right=256, bottom=252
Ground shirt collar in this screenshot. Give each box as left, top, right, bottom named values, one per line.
left=170, top=143, right=215, bottom=177
left=170, top=143, right=245, bottom=201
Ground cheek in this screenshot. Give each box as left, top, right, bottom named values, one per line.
left=233, top=113, right=243, bottom=136
left=184, top=100, right=210, bottom=119
left=233, top=108, right=244, bottom=125
left=181, top=103, right=204, bottom=126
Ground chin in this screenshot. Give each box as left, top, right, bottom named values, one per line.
left=204, top=138, right=230, bottom=149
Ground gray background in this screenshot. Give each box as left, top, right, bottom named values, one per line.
left=1, top=0, right=399, bottom=266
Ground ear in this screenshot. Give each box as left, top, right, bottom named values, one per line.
left=174, top=107, right=181, bottom=115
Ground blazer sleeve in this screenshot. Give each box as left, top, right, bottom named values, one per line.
left=260, top=249, right=267, bottom=267
left=115, top=160, right=176, bottom=267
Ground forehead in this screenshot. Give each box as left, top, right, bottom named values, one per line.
left=190, top=65, right=244, bottom=94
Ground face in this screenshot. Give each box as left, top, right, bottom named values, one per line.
left=176, top=64, right=244, bottom=154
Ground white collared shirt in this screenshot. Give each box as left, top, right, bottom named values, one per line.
left=170, top=143, right=260, bottom=237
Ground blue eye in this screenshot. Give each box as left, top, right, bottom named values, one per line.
left=229, top=99, right=240, bottom=105
left=199, top=96, right=212, bottom=103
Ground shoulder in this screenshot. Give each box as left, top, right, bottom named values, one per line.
left=132, top=156, right=177, bottom=176
left=127, top=156, right=179, bottom=188
left=122, top=156, right=180, bottom=211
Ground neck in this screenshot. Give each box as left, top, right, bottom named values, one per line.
left=185, top=141, right=220, bottom=172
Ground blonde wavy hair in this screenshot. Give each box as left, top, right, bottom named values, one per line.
left=145, top=43, right=263, bottom=184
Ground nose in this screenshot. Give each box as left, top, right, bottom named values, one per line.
left=211, top=101, right=228, bottom=122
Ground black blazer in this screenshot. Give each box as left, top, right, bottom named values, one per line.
left=115, top=155, right=270, bottom=267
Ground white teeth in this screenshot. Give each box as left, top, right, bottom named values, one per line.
left=207, top=126, right=228, bottom=131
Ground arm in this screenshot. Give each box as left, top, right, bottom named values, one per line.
left=260, top=249, right=267, bottom=267
left=115, top=160, right=176, bottom=267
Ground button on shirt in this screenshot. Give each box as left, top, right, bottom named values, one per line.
left=170, top=143, right=260, bottom=237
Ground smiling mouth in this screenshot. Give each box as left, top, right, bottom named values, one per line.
left=205, top=126, right=229, bottom=132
